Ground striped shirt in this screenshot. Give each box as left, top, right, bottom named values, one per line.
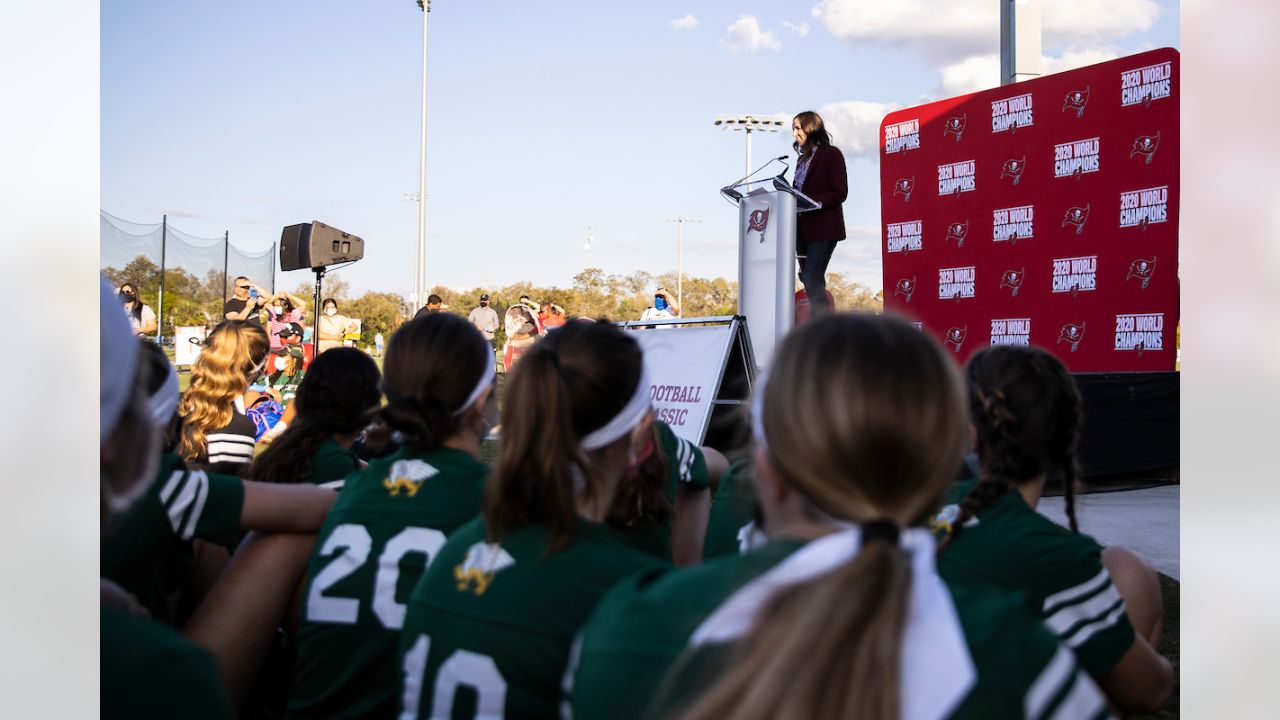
left=196, top=397, right=257, bottom=475
left=935, top=478, right=1137, bottom=678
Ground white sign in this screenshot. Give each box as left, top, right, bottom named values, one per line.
left=174, top=326, right=207, bottom=366
left=626, top=323, right=736, bottom=446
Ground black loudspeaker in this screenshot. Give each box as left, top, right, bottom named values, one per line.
left=279, top=221, right=365, bottom=271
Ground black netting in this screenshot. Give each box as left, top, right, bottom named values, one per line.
left=100, top=212, right=276, bottom=337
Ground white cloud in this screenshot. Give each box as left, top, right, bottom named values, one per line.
left=817, top=100, right=900, bottom=160
left=783, top=21, right=810, bottom=38
left=939, top=54, right=1000, bottom=96
left=811, top=0, right=1160, bottom=60
left=939, top=45, right=1124, bottom=96
left=721, top=16, right=782, bottom=53
left=1042, top=45, right=1122, bottom=74
left=669, top=14, right=699, bottom=31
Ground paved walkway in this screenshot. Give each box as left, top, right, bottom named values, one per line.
left=1038, top=485, right=1180, bottom=580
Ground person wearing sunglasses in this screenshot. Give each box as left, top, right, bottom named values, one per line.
left=223, top=276, right=270, bottom=326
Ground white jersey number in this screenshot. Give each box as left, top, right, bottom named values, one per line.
left=400, top=634, right=508, bottom=720
left=306, top=524, right=446, bottom=629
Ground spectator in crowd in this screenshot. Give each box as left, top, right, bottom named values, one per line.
left=288, top=313, right=494, bottom=717
left=99, top=279, right=235, bottom=719
left=539, top=302, right=567, bottom=330
left=414, top=293, right=447, bottom=318
left=117, top=281, right=158, bottom=337
left=571, top=313, right=1111, bottom=720
left=317, top=298, right=358, bottom=355
left=397, top=319, right=663, bottom=719
left=223, top=276, right=270, bottom=326
left=519, top=294, right=546, bottom=335
left=641, top=287, right=680, bottom=322
left=265, top=345, right=306, bottom=406
left=502, top=302, right=538, bottom=370
left=178, top=320, right=271, bottom=475
left=248, top=347, right=381, bottom=488
left=374, top=331, right=385, bottom=357
left=468, top=293, right=499, bottom=342
left=265, top=290, right=308, bottom=352
left=935, top=344, right=1175, bottom=713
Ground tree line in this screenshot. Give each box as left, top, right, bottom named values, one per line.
left=103, top=254, right=884, bottom=348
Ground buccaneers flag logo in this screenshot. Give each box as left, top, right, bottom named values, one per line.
left=1001, top=157, right=1025, bottom=186
left=943, top=114, right=967, bottom=141
left=1057, top=322, right=1086, bottom=352
left=999, top=268, right=1025, bottom=297
left=1127, top=257, right=1157, bottom=288
left=945, top=220, right=968, bottom=247
left=1062, top=204, right=1091, bottom=236
left=944, top=326, right=967, bottom=353
left=1062, top=87, right=1090, bottom=118
left=894, top=277, right=916, bottom=303
left=892, top=176, right=915, bottom=202
left=1130, top=131, right=1161, bottom=164
left=747, top=207, right=770, bottom=242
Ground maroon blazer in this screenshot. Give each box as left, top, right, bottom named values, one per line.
left=795, top=144, right=848, bottom=243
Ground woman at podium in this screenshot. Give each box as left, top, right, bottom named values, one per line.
left=791, top=111, right=848, bottom=314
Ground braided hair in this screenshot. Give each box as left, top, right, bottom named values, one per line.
left=940, top=345, right=1083, bottom=549
left=248, top=348, right=381, bottom=483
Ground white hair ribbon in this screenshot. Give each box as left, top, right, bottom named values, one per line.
left=690, top=526, right=977, bottom=720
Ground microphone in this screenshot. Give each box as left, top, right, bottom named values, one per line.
left=720, top=155, right=791, bottom=201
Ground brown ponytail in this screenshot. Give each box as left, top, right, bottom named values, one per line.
left=676, top=313, right=967, bottom=720
left=365, top=313, right=492, bottom=456
left=484, top=320, right=643, bottom=552
left=680, top=541, right=911, bottom=720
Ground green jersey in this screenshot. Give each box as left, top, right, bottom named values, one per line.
left=936, top=478, right=1136, bottom=678
left=101, top=453, right=245, bottom=622
left=101, top=605, right=233, bottom=720
left=570, top=539, right=803, bottom=720
left=269, top=369, right=305, bottom=404
left=287, top=447, right=489, bottom=719
left=615, top=422, right=710, bottom=560
left=701, top=460, right=764, bottom=560
left=301, top=437, right=360, bottom=488
left=397, top=516, right=665, bottom=719
left=571, top=538, right=1109, bottom=720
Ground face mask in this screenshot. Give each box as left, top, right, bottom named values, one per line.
left=325, top=307, right=337, bottom=316
left=275, top=356, right=289, bottom=372
left=271, top=305, right=283, bottom=315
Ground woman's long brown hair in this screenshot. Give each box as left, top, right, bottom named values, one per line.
left=677, top=313, right=967, bottom=720
left=177, top=321, right=269, bottom=462
left=484, top=320, right=643, bottom=552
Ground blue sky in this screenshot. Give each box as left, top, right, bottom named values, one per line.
left=102, top=1, right=1179, bottom=298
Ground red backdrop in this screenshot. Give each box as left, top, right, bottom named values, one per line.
left=879, top=48, right=1179, bottom=372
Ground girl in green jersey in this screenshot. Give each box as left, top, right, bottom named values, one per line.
left=936, top=345, right=1174, bottom=713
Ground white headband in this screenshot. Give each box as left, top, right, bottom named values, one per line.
left=453, top=347, right=496, bottom=417
left=690, top=526, right=978, bottom=720
left=148, top=360, right=180, bottom=427
left=581, top=364, right=652, bottom=451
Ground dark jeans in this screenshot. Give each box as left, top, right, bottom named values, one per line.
left=797, top=239, right=836, bottom=312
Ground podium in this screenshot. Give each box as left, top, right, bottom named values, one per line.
left=722, top=176, right=821, bottom=367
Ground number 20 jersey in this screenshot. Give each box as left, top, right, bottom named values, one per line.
left=287, top=447, right=488, bottom=719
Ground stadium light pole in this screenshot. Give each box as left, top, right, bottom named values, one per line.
left=714, top=114, right=788, bottom=192
left=413, top=0, right=431, bottom=307
left=663, top=217, right=701, bottom=310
